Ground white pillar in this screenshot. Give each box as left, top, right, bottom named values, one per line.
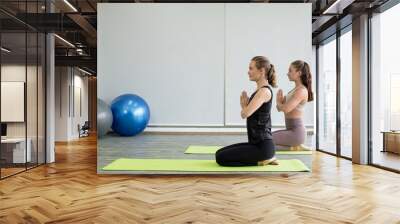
left=46, top=33, right=55, bottom=163
left=45, top=1, right=55, bottom=163
left=352, top=14, right=369, bottom=164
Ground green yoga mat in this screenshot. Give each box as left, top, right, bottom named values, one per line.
left=102, top=158, right=310, bottom=172
left=185, top=145, right=313, bottom=155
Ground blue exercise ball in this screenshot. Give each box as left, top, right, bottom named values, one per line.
left=110, top=94, right=150, bottom=136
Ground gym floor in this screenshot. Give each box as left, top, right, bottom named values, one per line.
left=98, top=132, right=314, bottom=174
left=1, top=134, right=400, bottom=223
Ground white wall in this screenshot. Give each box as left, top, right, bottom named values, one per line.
left=98, top=3, right=225, bottom=126
left=1, top=82, right=24, bottom=122
left=71, top=73, right=89, bottom=138
left=224, top=4, right=312, bottom=126
left=98, top=3, right=312, bottom=128
left=55, top=67, right=69, bottom=141
left=55, top=67, right=89, bottom=141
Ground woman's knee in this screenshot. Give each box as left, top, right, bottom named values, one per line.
left=215, top=147, right=225, bottom=157
left=272, top=130, right=289, bottom=145
left=215, top=144, right=235, bottom=163
left=215, top=154, right=226, bottom=166
left=215, top=150, right=225, bottom=165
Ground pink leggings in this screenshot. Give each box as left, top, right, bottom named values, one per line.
left=272, top=118, right=306, bottom=149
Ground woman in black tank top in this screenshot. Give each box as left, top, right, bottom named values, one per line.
left=216, top=56, right=278, bottom=166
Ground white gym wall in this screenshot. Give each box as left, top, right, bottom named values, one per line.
left=98, top=3, right=312, bottom=130
left=55, top=67, right=89, bottom=141
left=224, top=4, right=312, bottom=126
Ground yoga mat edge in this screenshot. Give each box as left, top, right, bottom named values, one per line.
left=185, top=145, right=313, bottom=155
left=102, top=158, right=310, bottom=172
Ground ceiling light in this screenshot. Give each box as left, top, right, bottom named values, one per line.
left=78, top=67, right=93, bottom=76
left=63, top=0, right=78, bottom=12
left=54, top=34, right=75, bottom=48
left=1, top=47, right=11, bottom=53
left=323, top=0, right=343, bottom=14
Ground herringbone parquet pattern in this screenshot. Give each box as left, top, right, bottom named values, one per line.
left=1, top=134, right=400, bottom=224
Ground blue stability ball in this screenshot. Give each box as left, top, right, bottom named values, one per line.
left=110, top=94, right=150, bottom=136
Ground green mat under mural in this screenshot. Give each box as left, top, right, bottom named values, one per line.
left=184, top=145, right=313, bottom=155
left=102, top=158, right=310, bottom=172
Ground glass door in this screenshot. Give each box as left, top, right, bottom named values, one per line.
left=339, top=28, right=352, bottom=158
left=0, top=1, right=47, bottom=179
left=317, top=36, right=337, bottom=154
left=1, top=30, right=28, bottom=178
left=370, top=3, right=400, bottom=171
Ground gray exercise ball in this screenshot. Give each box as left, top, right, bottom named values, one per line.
left=97, top=98, right=113, bottom=138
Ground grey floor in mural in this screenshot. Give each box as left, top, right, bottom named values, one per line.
left=98, top=133, right=315, bottom=175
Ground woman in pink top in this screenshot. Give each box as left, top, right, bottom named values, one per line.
left=273, top=60, right=314, bottom=150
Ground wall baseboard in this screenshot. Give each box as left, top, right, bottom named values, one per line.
left=143, top=126, right=315, bottom=136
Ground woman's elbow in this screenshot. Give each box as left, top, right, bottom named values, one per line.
left=240, top=110, right=248, bottom=119
left=281, top=107, right=292, bottom=113
left=277, top=105, right=288, bottom=113
left=277, top=105, right=284, bottom=113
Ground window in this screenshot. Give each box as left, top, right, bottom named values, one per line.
left=340, top=29, right=352, bottom=158
left=370, top=3, right=400, bottom=171
left=317, top=36, right=337, bottom=154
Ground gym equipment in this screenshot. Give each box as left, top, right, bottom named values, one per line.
left=78, top=121, right=90, bottom=138
left=184, top=145, right=313, bottom=155
left=97, top=99, right=113, bottom=138
left=111, top=94, right=150, bottom=136
left=102, top=158, right=310, bottom=172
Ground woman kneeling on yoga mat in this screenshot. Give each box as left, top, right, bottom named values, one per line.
left=216, top=56, right=278, bottom=166
left=273, top=60, right=313, bottom=150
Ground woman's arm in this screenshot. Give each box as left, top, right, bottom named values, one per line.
left=241, top=88, right=271, bottom=119
left=276, top=88, right=307, bottom=113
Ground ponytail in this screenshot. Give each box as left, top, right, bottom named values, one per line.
left=251, top=56, right=277, bottom=88
left=291, top=60, right=313, bottom=102
left=267, top=64, right=277, bottom=88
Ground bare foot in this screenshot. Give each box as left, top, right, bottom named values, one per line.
left=258, top=157, right=279, bottom=166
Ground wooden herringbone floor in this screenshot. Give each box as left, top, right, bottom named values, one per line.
left=1, top=134, right=400, bottom=224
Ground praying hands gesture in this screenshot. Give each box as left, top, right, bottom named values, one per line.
left=276, top=89, right=285, bottom=112
left=240, top=91, right=249, bottom=109
left=276, top=89, right=284, bottom=104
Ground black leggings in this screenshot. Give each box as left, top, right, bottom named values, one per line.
left=215, top=140, right=275, bottom=166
